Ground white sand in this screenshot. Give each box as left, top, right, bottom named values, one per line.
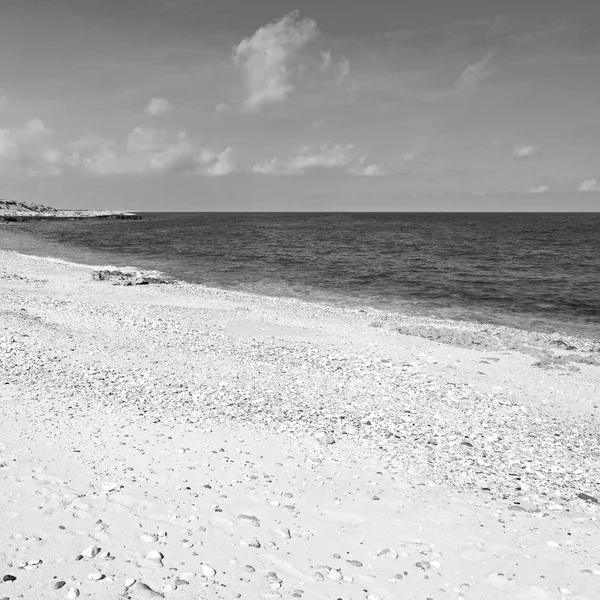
left=0, top=250, right=599, bottom=600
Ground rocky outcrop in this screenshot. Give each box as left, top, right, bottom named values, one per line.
left=0, top=199, right=140, bottom=221
left=92, top=269, right=171, bottom=286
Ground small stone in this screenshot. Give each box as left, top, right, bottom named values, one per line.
left=2, top=575, right=16, bottom=582
left=367, top=594, right=382, bottom=600
left=578, top=492, right=599, bottom=504
left=141, top=534, right=159, bottom=542
left=88, top=572, right=104, bottom=580
left=147, top=551, right=164, bottom=560
left=249, top=538, right=261, bottom=548
left=201, top=565, right=216, bottom=578
left=102, top=482, right=119, bottom=492
left=66, top=588, right=80, bottom=599
left=546, top=541, right=560, bottom=548
left=134, top=581, right=165, bottom=598
left=125, top=578, right=136, bottom=587
left=54, top=581, right=66, bottom=590
left=327, top=569, right=343, bottom=581
left=416, top=561, right=431, bottom=570
left=82, top=545, right=101, bottom=558
left=244, top=565, right=256, bottom=573
left=346, top=559, right=363, bottom=567
left=238, top=514, right=261, bottom=527
left=178, top=573, right=195, bottom=582
left=377, top=548, right=398, bottom=559
left=275, top=528, right=291, bottom=539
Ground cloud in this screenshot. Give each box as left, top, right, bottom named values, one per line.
left=232, top=11, right=318, bottom=111
left=525, top=185, right=550, bottom=194
left=252, top=143, right=387, bottom=176
left=146, top=97, right=173, bottom=117
left=454, top=51, right=493, bottom=94
left=0, top=88, right=8, bottom=109
left=82, top=127, right=233, bottom=177
left=577, top=179, right=600, bottom=192
left=337, top=57, right=350, bottom=83
left=320, top=50, right=332, bottom=72
left=512, top=145, right=537, bottom=159
left=215, top=103, right=231, bottom=114
left=0, top=118, right=62, bottom=177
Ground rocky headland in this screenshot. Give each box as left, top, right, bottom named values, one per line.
left=0, top=199, right=140, bottom=222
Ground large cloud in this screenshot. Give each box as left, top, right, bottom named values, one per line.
left=82, top=127, right=233, bottom=177
left=232, top=11, right=318, bottom=111
left=577, top=179, right=600, bottom=192
left=0, top=118, right=63, bottom=177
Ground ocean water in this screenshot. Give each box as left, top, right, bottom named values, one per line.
left=1, top=212, right=599, bottom=339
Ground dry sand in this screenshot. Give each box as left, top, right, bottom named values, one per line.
left=0, top=250, right=599, bottom=600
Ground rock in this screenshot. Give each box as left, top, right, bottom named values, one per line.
left=377, top=548, right=398, bottom=559
left=88, top=572, right=104, bottom=580
left=134, top=582, right=165, bottom=599
left=416, top=560, right=432, bottom=570
left=92, top=270, right=170, bottom=286
left=275, top=528, right=291, bottom=539
left=238, top=514, right=261, bottom=527
left=178, top=573, right=196, bottom=582
left=249, top=538, right=261, bottom=548
left=54, top=581, right=66, bottom=590
left=201, top=565, right=216, bottom=578
left=83, top=545, right=101, bottom=558
left=346, top=559, right=363, bottom=567
left=2, top=575, right=16, bottom=582
left=66, top=588, right=80, bottom=599
left=578, top=492, right=599, bottom=503
left=125, top=578, right=137, bottom=588
left=141, top=533, right=159, bottom=542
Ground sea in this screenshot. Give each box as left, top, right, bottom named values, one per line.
left=1, top=212, right=599, bottom=340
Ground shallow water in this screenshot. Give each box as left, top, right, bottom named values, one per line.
left=1, top=212, right=599, bottom=339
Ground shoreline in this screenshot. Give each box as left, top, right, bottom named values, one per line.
left=3, top=248, right=599, bottom=354
left=1, top=249, right=600, bottom=599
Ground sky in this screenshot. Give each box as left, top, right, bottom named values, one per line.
left=1, top=0, right=600, bottom=211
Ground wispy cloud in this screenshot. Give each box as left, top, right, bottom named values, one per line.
left=512, top=145, right=537, bottom=159
left=146, top=97, right=173, bottom=117
left=252, top=143, right=387, bottom=176
left=454, top=51, right=494, bottom=95
left=524, top=185, right=550, bottom=194
left=578, top=179, right=600, bottom=192
left=232, top=11, right=318, bottom=112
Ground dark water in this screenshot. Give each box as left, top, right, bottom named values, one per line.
left=1, top=213, right=599, bottom=339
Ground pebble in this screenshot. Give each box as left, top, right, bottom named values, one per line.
left=82, top=545, right=101, bottom=558
left=2, top=575, right=16, bottom=582
left=276, top=527, right=291, bottom=539
left=249, top=538, right=261, bottom=548
left=88, top=572, right=104, bottom=580
left=54, top=581, right=66, bottom=590
left=141, top=533, right=159, bottom=542
left=179, top=573, right=196, bottom=582
left=66, top=588, right=80, bottom=599
left=125, top=578, right=137, bottom=587
left=201, top=565, right=216, bottom=578
left=238, top=514, right=261, bottom=527
left=377, top=547, right=398, bottom=559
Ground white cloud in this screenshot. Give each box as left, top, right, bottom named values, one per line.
left=525, top=185, right=550, bottom=194
left=215, top=102, right=231, bottom=114
left=320, top=50, right=332, bottom=72
left=252, top=143, right=387, bottom=176
left=337, top=57, right=350, bottom=83
left=512, top=145, right=537, bottom=159
left=0, top=118, right=62, bottom=177
left=232, top=11, right=318, bottom=111
left=577, top=179, right=600, bottom=192
left=146, top=97, right=173, bottom=117
left=454, top=51, right=493, bottom=94
left=82, top=127, right=233, bottom=177
left=204, top=147, right=234, bottom=176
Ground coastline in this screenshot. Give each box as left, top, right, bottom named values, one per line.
left=1, top=249, right=599, bottom=599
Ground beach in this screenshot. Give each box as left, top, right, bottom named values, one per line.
left=1, top=249, right=599, bottom=600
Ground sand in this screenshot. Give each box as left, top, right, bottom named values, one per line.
left=0, top=250, right=599, bottom=600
